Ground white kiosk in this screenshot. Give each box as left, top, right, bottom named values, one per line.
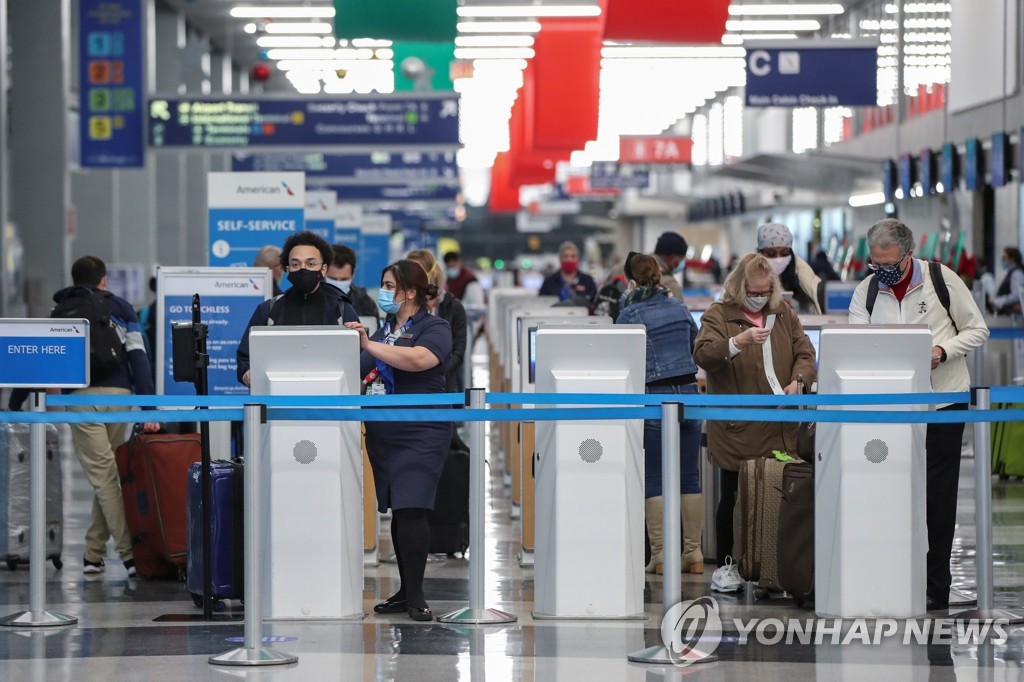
left=815, top=324, right=932, bottom=618
left=533, top=324, right=646, bottom=619
left=250, top=327, right=363, bottom=620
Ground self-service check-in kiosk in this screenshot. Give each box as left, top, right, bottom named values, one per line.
left=250, top=327, right=363, bottom=619
left=816, top=324, right=931, bottom=618
left=533, top=324, right=646, bottom=619
left=516, top=316, right=612, bottom=567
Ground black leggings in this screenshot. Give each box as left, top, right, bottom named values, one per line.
left=390, top=508, right=431, bottom=609
left=716, top=469, right=739, bottom=567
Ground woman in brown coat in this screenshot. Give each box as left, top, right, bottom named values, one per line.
left=693, top=252, right=816, bottom=593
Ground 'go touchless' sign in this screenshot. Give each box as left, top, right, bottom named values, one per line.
left=207, top=172, right=305, bottom=268
left=0, top=319, right=90, bottom=388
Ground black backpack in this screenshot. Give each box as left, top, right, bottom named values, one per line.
left=51, top=289, right=126, bottom=381
left=865, top=260, right=958, bottom=334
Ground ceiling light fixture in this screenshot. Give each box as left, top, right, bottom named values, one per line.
left=721, top=32, right=798, bottom=44
left=230, top=7, right=335, bottom=19
left=601, top=46, right=746, bottom=58
left=457, top=21, right=542, bottom=33
left=728, top=4, right=843, bottom=16
left=848, top=191, right=886, bottom=207
left=725, top=19, right=822, bottom=31
left=453, top=47, right=536, bottom=60
left=263, top=22, right=333, bottom=34
left=457, top=5, right=601, bottom=18
left=455, top=35, right=535, bottom=48
left=257, top=36, right=327, bottom=48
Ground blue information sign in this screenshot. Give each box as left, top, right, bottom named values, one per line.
left=232, top=151, right=458, bottom=181
left=919, top=149, right=934, bottom=195
left=898, top=155, right=915, bottom=197
left=79, top=0, right=145, bottom=168
left=991, top=132, right=1008, bottom=188
left=882, top=159, right=896, bottom=202
left=590, top=162, right=651, bottom=190
left=311, top=183, right=459, bottom=202
left=359, top=233, right=391, bottom=291
left=149, top=96, right=460, bottom=149
left=939, top=143, right=957, bottom=193
left=964, top=138, right=981, bottom=191
left=207, top=172, right=305, bottom=268
left=745, top=41, right=878, bottom=107
left=0, top=320, right=90, bottom=388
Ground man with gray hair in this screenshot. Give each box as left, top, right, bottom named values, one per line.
left=848, top=217, right=989, bottom=611
left=254, top=244, right=285, bottom=296
left=539, top=241, right=597, bottom=301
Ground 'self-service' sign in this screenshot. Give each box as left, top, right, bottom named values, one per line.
left=207, top=172, right=305, bottom=268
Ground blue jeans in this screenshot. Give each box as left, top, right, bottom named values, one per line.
left=643, top=383, right=702, bottom=498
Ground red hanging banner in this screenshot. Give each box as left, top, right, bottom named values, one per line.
left=603, top=0, right=729, bottom=43
left=489, top=152, right=521, bottom=213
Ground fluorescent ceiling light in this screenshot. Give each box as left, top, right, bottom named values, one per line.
left=266, top=48, right=377, bottom=60
left=455, top=35, right=534, bottom=48
left=848, top=191, right=885, bottom=207
left=729, top=3, right=843, bottom=16
left=725, top=19, right=822, bottom=31
left=351, top=38, right=393, bottom=47
left=257, top=36, right=326, bottom=48
left=601, top=46, right=746, bottom=58
left=722, top=32, right=797, bottom=44
left=457, top=21, right=541, bottom=33
left=453, top=47, right=536, bottom=60
left=276, top=59, right=393, bottom=71
left=230, top=7, right=335, bottom=18
left=457, top=5, right=601, bottom=17
left=263, top=22, right=333, bottom=34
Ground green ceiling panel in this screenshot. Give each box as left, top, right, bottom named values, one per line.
left=334, top=0, right=458, bottom=42
left=391, top=41, right=455, bottom=92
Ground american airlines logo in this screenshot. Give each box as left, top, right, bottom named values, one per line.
left=235, top=185, right=282, bottom=195
left=214, top=282, right=252, bottom=289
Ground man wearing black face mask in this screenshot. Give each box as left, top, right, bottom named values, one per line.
left=236, top=231, right=359, bottom=387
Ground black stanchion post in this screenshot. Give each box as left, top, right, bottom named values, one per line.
left=192, top=294, right=214, bottom=621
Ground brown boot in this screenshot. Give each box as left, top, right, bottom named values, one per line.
left=681, top=493, right=705, bottom=574
left=645, top=497, right=663, bottom=574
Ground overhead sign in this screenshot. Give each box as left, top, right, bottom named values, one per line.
left=939, top=143, right=957, bottom=193
left=155, top=267, right=272, bottom=396
left=590, top=162, right=651, bottom=189
left=79, top=0, right=145, bottom=168
left=231, top=151, right=458, bottom=182
left=104, top=263, right=147, bottom=306
left=207, top=172, right=305, bottom=268
left=148, top=95, right=461, bottom=150
left=0, top=319, right=90, bottom=388
left=618, top=136, right=692, bottom=164
left=358, top=215, right=392, bottom=291
left=304, top=191, right=336, bottom=242
left=310, top=182, right=459, bottom=202
left=745, top=40, right=878, bottom=107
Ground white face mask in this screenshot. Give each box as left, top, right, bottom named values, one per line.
left=325, top=277, right=352, bottom=294
left=768, top=255, right=792, bottom=275
left=744, top=295, right=769, bottom=313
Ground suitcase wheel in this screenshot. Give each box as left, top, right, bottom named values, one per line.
left=6, top=559, right=17, bottom=571
left=52, top=556, right=63, bottom=571
left=794, top=597, right=805, bottom=608
left=192, top=594, right=203, bottom=608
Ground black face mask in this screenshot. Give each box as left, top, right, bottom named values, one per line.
left=287, top=269, right=322, bottom=295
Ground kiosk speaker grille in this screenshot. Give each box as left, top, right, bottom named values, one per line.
left=294, top=440, right=318, bottom=465
left=864, top=439, right=888, bottom=464
left=579, top=438, right=603, bottom=464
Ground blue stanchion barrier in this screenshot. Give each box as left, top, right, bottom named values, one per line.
left=0, top=409, right=245, bottom=424
left=987, top=327, right=1024, bottom=340
left=48, top=393, right=466, bottom=408
left=487, top=391, right=976, bottom=407
left=265, top=407, right=661, bottom=422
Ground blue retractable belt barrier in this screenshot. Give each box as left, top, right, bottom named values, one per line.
left=48, top=393, right=466, bottom=408
left=987, top=328, right=1024, bottom=340
left=487, top=391, right=972, bottom=407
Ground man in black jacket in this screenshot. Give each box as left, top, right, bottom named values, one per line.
left=237, top=232, right=359, bottom=387
left=327, top=244, right=380, bottom=319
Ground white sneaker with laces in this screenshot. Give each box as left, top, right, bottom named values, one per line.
left=711, top=556, right=744, bottom=593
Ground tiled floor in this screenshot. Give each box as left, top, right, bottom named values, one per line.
left=2, top=353, right=1024, bottom=680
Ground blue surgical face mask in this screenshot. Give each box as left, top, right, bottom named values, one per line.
left=446, top=267, right=460, bottom=280
left=377, top=289, right=401, bottom=315
left=326, top=278, right=352, bottom=294
left=673, top=260, right=686, bottom=275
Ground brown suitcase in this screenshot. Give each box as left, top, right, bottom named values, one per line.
left=115, top=431, right=201, bottom=579
left=777, top=462, right=814, bottom=606
left=735, top=456, right=798, bottom=591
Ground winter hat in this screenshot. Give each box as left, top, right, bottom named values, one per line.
left=756, top=222, right=793, bottom=251
left=654, top=232, right=688, bottom=256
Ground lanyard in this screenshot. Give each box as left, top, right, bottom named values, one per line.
left=372, top=318, right=414, bottom=394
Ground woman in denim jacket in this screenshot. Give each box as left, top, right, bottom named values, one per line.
left=616, top=253, right=704, bottom=575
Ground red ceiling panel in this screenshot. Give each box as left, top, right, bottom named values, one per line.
left=603, top=0, right=729, bottom=43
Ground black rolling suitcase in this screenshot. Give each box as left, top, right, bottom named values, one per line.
left=428, top=439, right=470, bottom=556
left=186, top=460, right=244, bottom=608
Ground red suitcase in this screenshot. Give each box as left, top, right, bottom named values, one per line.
left=115, top=431, right=201, bottom=579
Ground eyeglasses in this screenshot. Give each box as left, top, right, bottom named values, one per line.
left=745, top=288, right=772, bottom=297
left=866, top=251, right=907, bottom=273
left=288, top=259, right=323, bottom=271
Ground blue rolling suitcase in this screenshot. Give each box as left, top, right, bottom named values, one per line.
left=186, top=461, right=243, bottom=608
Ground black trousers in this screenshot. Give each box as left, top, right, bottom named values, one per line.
left=716, top=468, right=740, bottom=567
left=926, top=405, right=968, bottom=603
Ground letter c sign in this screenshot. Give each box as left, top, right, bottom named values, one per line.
left=749, top=50, right=772, bottom=77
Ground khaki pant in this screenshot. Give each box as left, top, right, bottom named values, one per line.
left=68, top=387, right=132, bottom=563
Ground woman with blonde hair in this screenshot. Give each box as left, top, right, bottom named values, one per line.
left=407, top=250, right=467, bottom=394
left=693, top=252, right=816, bottom=593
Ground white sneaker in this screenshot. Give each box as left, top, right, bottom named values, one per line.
left=711, top=556, right=744, bottom=593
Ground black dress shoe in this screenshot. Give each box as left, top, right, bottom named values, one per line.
left=927, top=598, right=949, bottom=612
left=374, top=598, right=408, bottom=614
left=408, top=606, right=433, bottom=622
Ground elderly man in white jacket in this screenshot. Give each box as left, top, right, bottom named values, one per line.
left=849, top=218, right=989, bottom=612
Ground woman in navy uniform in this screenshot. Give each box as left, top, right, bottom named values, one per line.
left=346, top=260, right=453, bottom=621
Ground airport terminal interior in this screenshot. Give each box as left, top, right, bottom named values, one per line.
left=4, top=0, right=1024, bottom=679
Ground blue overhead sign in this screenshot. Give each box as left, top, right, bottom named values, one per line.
left=207, top=172, right=305, bottom=268
left=149, top=95, right=460, bottom=149
left=79, top=0, right=145, bottom=168
left=231, top=151, right=458, bottom=182
left=310, top=182, right=459, bottom=202
left=590, top=162, right=651, bottom=190
left=0, top=319, right=90, bottom=388
left=745, top=41, right=878, bottom=107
